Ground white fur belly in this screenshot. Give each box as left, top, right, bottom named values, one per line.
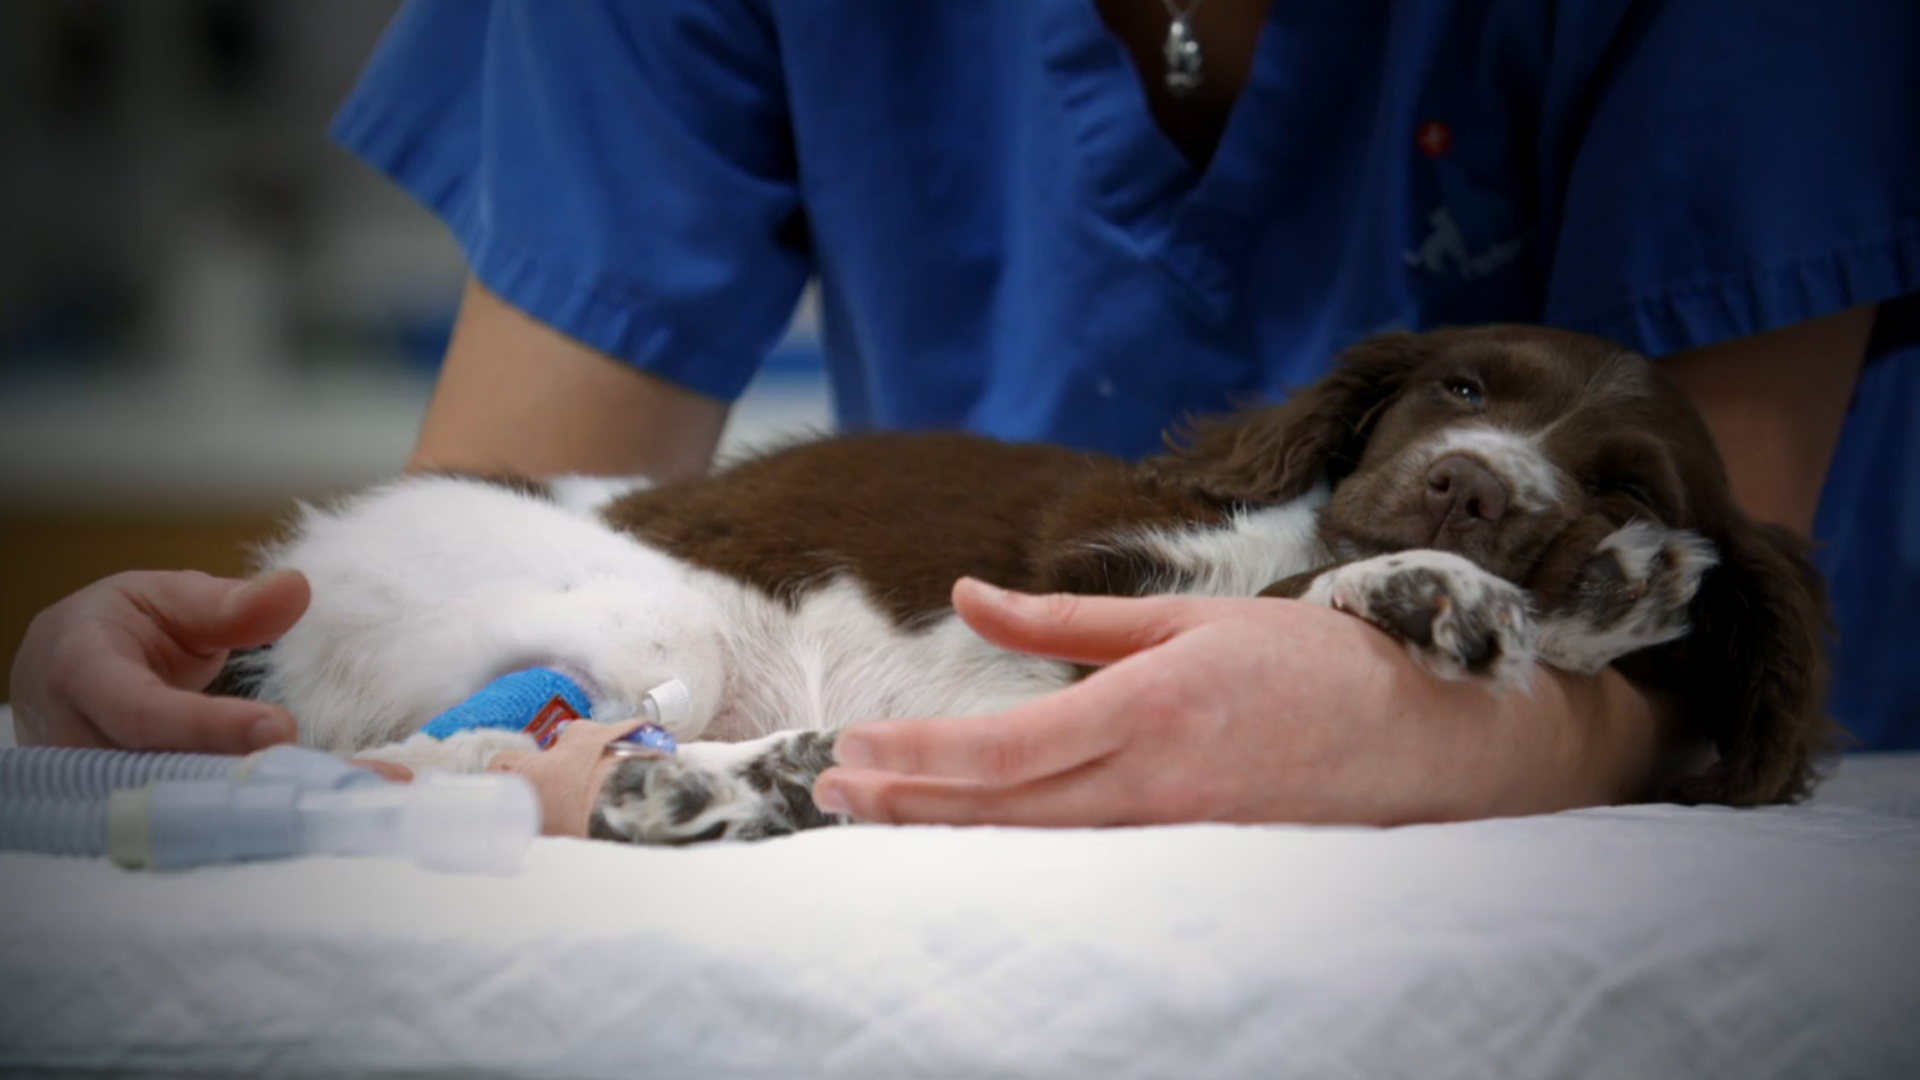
left=251, top=475, right=1070, bottom=754
left=697, top=576, right=1074, bottom=741
left=252, top=476, right=728, bottom=753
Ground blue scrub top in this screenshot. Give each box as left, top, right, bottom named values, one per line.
left=333, top=0, right=1920, bottom=748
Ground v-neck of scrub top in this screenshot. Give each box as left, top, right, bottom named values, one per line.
left=1035, top=0, right=1375, bottom=322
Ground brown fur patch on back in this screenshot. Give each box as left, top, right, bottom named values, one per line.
left=603, top=433, right=1234, bottom=626
left=1032, top=472, right=1242, bottom=597
left=429, top=470, right=554, bottom=503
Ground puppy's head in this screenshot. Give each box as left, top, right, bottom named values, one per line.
left=1160, top=326, right=1835, bottom=803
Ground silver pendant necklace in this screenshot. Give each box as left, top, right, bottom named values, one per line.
left=1160, top=0, right=1206, bottom=97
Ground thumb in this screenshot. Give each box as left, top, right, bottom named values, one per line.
left=950, top=577, right=1203, bottom=665
left=142, top=569, right=312, bottom=652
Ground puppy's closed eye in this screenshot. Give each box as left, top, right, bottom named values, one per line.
left=1578, top=437, right=1685, bottom=523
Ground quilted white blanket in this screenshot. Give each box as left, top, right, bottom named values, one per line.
left=1, top=747, right=1916, bottom=1079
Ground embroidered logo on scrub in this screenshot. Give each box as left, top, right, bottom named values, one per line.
left=1404, top=119, right=1525, bottom=282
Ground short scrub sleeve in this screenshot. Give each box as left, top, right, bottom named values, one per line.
left=331, top=0, right=811, bottom=400
left=1536, top=0, right=1920, bottom=354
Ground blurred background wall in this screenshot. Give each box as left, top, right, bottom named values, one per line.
left=0, top=0, right=829, bottom=700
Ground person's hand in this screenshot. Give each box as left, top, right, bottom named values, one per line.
left=812, top=578, right=1657, bottom=828
left=486, top=718, right=651, bottom=837
left=10, top=570, right=311, bottom=753
left=351, top=720, right=649, bottom=830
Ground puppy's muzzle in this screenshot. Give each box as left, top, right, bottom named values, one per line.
left=1424, top=454, right=1509, bottom=540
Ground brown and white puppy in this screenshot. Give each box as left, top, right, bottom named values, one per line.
left=231, top=326, right=1834, bottom=843
left=1162, top=327, right=1834, bottom=806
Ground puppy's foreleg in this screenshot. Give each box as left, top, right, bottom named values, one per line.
left=351, top=729, right=539, bottom=775
left=590, top=730, right=844, bottom=845
left=1265, top=551, right=1535, bottom=690
left=1533, top=522, right=1718, bottom=674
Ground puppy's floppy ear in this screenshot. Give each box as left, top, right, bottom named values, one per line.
left=1656, top=518, right=1839, bottom=805
left=1156, top=332, right=1433, bottom=504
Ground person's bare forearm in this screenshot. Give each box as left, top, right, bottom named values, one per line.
left=409, top=279, right=731, bottom=482
left=1515, top=665, right=1671, bottom=811
left=1661, top=306, right=1873, bottom=535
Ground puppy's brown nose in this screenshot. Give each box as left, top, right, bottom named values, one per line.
left=1425, top=455, right=1508, bottom=531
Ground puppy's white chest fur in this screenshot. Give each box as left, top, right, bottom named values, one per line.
left=1123, top=497, right=1327, bottom=596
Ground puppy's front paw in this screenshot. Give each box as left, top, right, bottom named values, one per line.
left=1536, top=522, right=1717, bottom=673
left=1304, top=552, right=1534, bottom=689
left=590, top=730, right=843, bottom=845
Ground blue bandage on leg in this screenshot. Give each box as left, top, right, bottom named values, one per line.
left=419, top=668, right=593, bottom=744
left=417, top=668, right=684, bottom=754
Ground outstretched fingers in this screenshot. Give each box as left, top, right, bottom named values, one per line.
left=813, top=764, right=1130, bottom=827
left=136, top=569, right=312, bottom=657
left=826, top=643, right=1187, bottom=787
left=950, top=577, right=1208, bottom=665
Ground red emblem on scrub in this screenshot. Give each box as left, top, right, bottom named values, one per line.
left=1417, top=120, right=1453, bottom=159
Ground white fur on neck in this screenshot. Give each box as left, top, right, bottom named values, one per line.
left=1108, top=486, right=1331, bottom=598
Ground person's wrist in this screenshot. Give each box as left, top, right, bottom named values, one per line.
left=1501, top=664, right=1667, bottom=815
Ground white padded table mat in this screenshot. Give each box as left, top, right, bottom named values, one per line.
left=0, top=708, right=1915, bottom=1080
